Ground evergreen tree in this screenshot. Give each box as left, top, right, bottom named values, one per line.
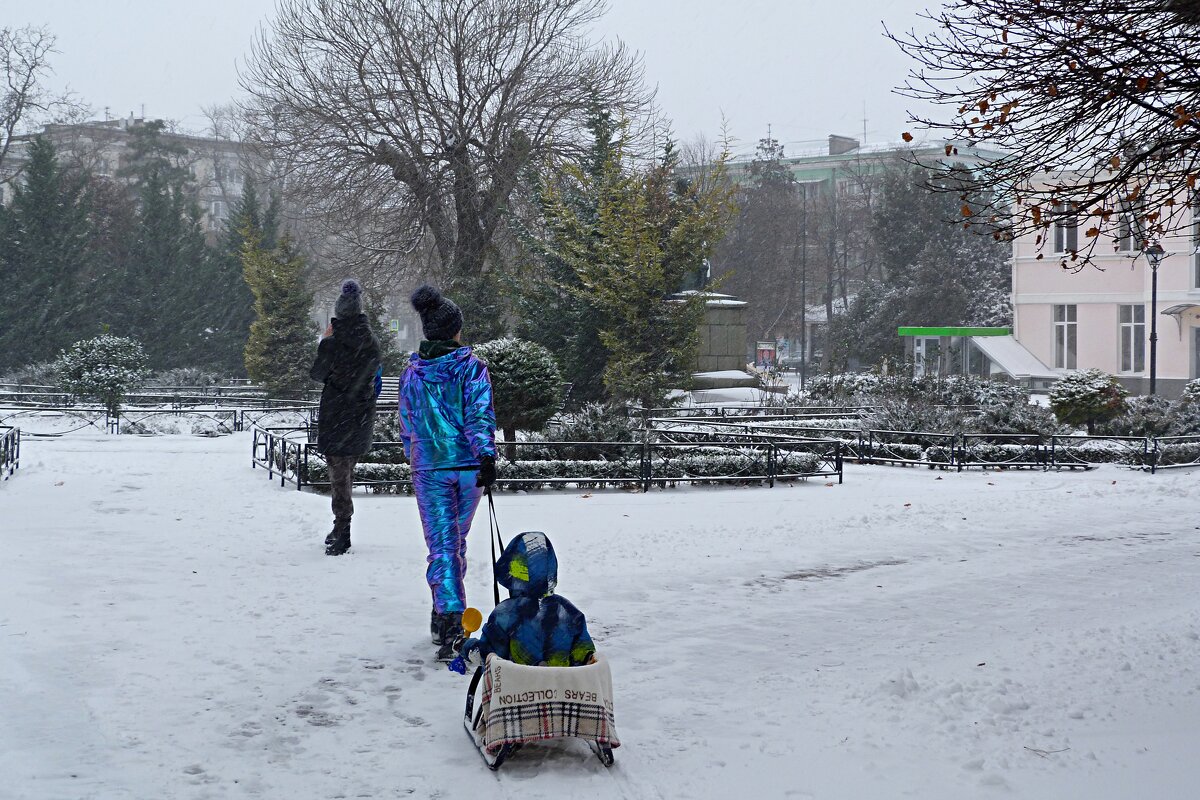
left=514, top=111, right=610, bottom=403
left=243, top=234, right=317, bottom=398
left=207, top=177, right=279, bottom=376
left=714, top=137, right=802, bottom=348
left=533, top=129, right=735, bottom=408
left=364, top=295, right=407, bottom=374
left=826, top=163, right=1011, bottom=369
left=0, top=136, right=95, bottom=369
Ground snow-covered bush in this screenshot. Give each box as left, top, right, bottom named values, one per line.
left=53, top=335, right=150, bottom=417
left=1166, top=401, right=1200, bottom=435
left=547, top=402, right=642, bottom=444
left=0, top=360, right=58, bottom=387
left=806, top=372, right=1027, bottom=407
left=145, top=368, right=224, bottom=388
left=474, top=337, right=565, bottom=451
left=1096, top=394, right=1175, bottom=437
left=1179, top=379, right=1200, bottom=406
left=373, top=412, right=401, bottom=443
left=863, top=400, right=972, bottom=435
left=967, top=400, right=1064, bottom=436
left=1048, top=369, right=1129, bottom=434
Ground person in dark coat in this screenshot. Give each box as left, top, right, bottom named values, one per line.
left=309, top=279, right=383, bottom=555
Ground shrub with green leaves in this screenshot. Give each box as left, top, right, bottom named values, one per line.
left=53, top=335, right=150, bottom=416
left=1048, top=369, right=1128, bottom=434
left=474, top=338, right=564, bottom=450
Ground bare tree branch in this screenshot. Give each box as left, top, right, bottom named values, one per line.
left=239, top=0, right=654, bottom=313
left=0, top=25, right=88, bottom=183
left=890, top=0, right=1200, bottom=267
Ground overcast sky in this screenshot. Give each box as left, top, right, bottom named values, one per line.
left=4, top=0, right=946, bottom=160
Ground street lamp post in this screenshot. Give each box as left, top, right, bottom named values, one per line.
left=1144, top=242, right=1167, bottom=395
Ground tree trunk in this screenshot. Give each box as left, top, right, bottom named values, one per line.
left=503, top=425, right=517, bottom=462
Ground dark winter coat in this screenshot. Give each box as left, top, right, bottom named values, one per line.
left=310, top=314, right=382, bottom=457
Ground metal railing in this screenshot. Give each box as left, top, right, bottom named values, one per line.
left=1, top=426, right=19, bottom=480
left=1149, top=435, right=1200, bottom=472
left=249, top=428, right=844, bottom=492
left=652, top=416, right=1188, bottom=472
left=0, top=403, right=313, bottom=436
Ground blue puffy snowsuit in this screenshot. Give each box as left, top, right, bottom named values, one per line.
left=399, top=345, right=496, bottom=614
left=464, top=532, right=596, bottom=667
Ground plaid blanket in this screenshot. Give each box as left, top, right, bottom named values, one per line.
left=477, top=654, right=620, bottom=753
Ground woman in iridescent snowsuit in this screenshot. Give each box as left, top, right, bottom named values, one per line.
left=398, top=285, right=497, bottom=660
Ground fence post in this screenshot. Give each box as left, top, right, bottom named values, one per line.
left=767, top=443, right=776, bottom=488
left=1148, top=437, right=1158, bottom=475
left=300, top=443, right=307, bottom=490
left=956, top=435, right=963, bottom=473
left=641, top=440, right=650, bottom=493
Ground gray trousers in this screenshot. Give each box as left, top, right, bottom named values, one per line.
left=327, top=455, right=359, bottom=526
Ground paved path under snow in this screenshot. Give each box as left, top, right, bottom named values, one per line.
left=3, top=433, right=1200, bottom=799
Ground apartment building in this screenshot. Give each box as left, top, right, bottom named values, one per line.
left=1011, top=192, right=1200, bottom=397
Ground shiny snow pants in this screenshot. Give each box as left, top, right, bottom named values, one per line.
left=412, top=469, right=483, bottom=614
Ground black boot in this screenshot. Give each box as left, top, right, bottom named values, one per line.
left=324, top=520, right=351, bottom=556
left=431, top=608, right=441, bottom=644
left=433, top=612, right=464, bottom=662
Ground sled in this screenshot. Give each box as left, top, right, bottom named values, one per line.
left=463, top=653, right=619, bottom=771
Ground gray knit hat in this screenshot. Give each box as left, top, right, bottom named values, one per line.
left=334, top=279, right=363, bottom=318
left=411, top=284, right=463, bottom=340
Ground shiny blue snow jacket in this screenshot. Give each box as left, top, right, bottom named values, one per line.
left=398, top=346, right=496, bottom=471
left=465, top=532, right=596, bottom=667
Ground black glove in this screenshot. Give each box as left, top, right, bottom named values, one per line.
left=476, top=455, right=496, bottom=489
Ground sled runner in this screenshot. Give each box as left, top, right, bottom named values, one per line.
left=462, top=653, right=619, bottom=770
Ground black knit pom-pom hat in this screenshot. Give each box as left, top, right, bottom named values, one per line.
left=334, top=278, right=363, bottom=318
left=410, top=284, right=463, bottom=340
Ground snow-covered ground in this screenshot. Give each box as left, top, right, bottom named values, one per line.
left=4, top=433, right=1200, bottom=799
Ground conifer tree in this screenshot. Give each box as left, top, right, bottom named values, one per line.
left=0, top=136, right=94, bottom=368
left=242, top=235, right=317, bottom=397
left=515, top=103, right=616, bottom=404
left=534, top=127, right=735, bottom=408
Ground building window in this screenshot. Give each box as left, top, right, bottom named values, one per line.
left=1116, top=207, right=1138, bottom=253
left=1054, top=304, right=1077, bottom=369
left=207, top=200, right=226, bottom=231
left=1053, top=204, right=1078, bottom=253
left=1119, top=304, right=1145, bottom=373
left=1192, top=198, right=1200, bottom=289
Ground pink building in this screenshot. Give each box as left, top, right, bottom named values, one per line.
left=1012, top=201, right=1200, bottom=397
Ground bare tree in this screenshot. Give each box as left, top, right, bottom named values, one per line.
left=890, top=1, right=1200, bottom=265
left=240, top=0, right=653, bottom=327
left=1, top=25, right=87, bottom=185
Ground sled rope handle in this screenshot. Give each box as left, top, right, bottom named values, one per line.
left=487, top=487, right=505, bottom=607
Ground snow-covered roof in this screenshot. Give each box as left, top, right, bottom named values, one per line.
left=970, top=335, right=1057, bottom=379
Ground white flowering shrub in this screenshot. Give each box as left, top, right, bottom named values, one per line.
left=53, top=335, right=150, bottom=417
left=1048, top=369, right=1128, bottom=434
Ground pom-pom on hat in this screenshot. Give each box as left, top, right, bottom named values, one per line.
left=334, top=278, right=363, bottom=319
left=411, top=284, right=463, bottom=340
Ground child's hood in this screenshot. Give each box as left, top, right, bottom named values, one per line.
left=496, top=531, right=558, bottom=599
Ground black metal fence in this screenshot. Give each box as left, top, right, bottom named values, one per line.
left=1, top=426, right=19, bottom=480
left=0, top=383, right=319, bottom=410
left=1, top=404, right=314, bottom=436
left=650, top=417, right=1190, bottom=472
left=250, top=426, right=844, bottom=492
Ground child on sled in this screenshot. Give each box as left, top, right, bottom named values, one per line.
left=457, top=530, right=617, bottom=769
left=460, top=530, right=595, bottom=668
